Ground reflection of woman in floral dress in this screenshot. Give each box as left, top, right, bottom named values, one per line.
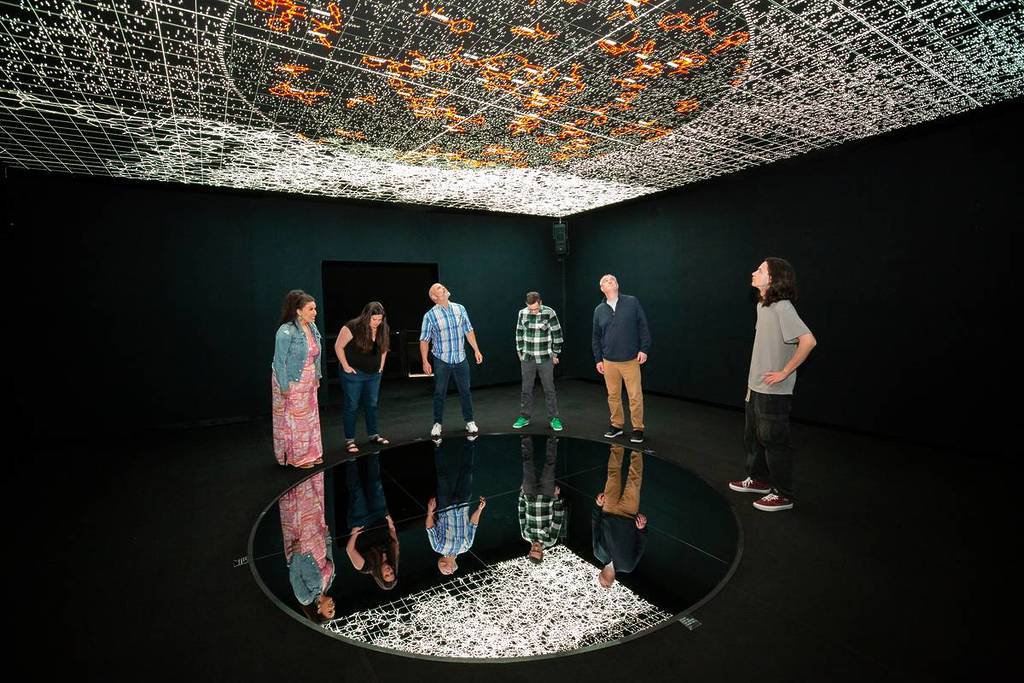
left=272, top=289, right=323, bottom=468
left=280, top=472, right=335, bottom=623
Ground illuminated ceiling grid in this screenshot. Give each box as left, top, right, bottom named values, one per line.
left=1, top=0, right=1021, bottom=216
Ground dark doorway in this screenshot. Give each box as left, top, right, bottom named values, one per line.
left=321, top=261, right=439, bottom=401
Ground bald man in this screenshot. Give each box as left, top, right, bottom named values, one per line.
left=593, top=274, right=651, bottom=444
left=420, top=283, right=484, bottom=438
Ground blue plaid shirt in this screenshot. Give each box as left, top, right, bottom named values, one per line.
left=426, top=504, right=477, bottom=556
left=421, top=302, right=474, bottom=364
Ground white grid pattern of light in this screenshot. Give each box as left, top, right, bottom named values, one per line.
left=324, top=545, right=673, bottom=658
left=1, top=1, right=1021, bottom=216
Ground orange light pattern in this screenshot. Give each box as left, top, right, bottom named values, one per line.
left=558, top=63, right=586, bottom=96
left=711, top=31, right=749, bottom=56
left=345, top=94, right=377, bottom=108
left=275, top=63, right=309, bottom=76
left=657, top=11, right=717, bottom=37
left=607, top=0, right=650, bottom=23
left=334, top=128, right=366, bottom=140
left=417, top=3, right=475, bottom=35
left=511, top=23, right=559, bottom=41
left=252, top=0, right=307, bottom=33
left=399, top=145, right=527, bottom=169
left=269, top=81, right=329, bottom=105
left=674, top=98, right=699, bottom=114
left=309, top=3, right=343, bottom=48
left=730, top=59, right=751, bottom=87
left=508, top=114, right=541, bottom=135
left=610, top=120, right=672, bottom=140
left=448, top=18, right=475, bottom=34
left=598, top=31, right=643, bottom=57
left=248, top=1, right=750, bottom=172
left=667, top=51, right=708, bottom=76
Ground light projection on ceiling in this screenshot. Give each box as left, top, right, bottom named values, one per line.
left=1, top=1, right=1022, bottom=216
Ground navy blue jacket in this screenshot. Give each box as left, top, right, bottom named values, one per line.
left=591, top=294, right=652, bottom=362
left=592, top=505, right=648, bottom=573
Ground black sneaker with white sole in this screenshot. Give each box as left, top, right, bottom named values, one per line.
left=630, top=430, right=645, bottom=443
left=604, top=426, right=624, bottom=438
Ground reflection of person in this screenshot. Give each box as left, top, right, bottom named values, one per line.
left=426, top=438, right=485, bottom=574
left=592, top=275, right=651, bottom=444
left=343, top=453, right=398, bottom=590
left=272, top=289, right=324, bottom=468
left=518, top=436, right=565, bottom=563
left=280, top=472, right=335, bottom=622
left=593, top=444, right=648, bottom=588
left=419, top=283, right=483, bottom=437
left=513, top=292, right=564, bottom=432
left=334, top=301, right=391, bottom=455
left=728, top=258, right=817, bottom=512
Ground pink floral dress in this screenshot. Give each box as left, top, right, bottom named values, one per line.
left=272, top=333, right=323, bottom=467
left=280, top=472, right=334, bottom=601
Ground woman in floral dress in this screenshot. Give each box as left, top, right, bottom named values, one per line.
left=272, top=289, right=323, bottom=468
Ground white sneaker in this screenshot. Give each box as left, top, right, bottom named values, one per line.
left=430, top=423, right=442, bottom=437
left=465, top=421, right=478, bottom=434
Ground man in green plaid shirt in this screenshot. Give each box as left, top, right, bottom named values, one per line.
left=518, top=436, right=565, bottom=563
left=514, top=292, right=564, bottom=431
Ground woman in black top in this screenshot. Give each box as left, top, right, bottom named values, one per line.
left=334, top=301, right=390, bottom=454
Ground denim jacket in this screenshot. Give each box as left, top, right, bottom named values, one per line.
left=273, top=321, right=323, bottom=391
left=289, top=550, right=335, bottom=606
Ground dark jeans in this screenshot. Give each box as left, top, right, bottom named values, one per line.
left=435, top=439, right=475, bottom=510
left=432, top=357, right=473, bottom=424
left=744, top=390, right=795, bottom=499
left=341, top=369, right=382, bottom=440
left=345, top=454, right=387, bottom=529
left=521, top=436, right=558, bottom=496
left=520, top=359, right=559, bottom=419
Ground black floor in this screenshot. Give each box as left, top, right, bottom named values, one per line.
left=35, top=379, right=1009, bottom=681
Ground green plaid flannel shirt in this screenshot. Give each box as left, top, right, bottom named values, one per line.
left=518, top=491, right=566, bottom=548
left=516, top=305, right=564, bottom=363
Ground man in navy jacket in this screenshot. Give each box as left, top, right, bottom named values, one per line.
left=592, top=274, right=652, bottom=443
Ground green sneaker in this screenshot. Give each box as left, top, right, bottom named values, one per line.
left=513, top=416, right=530, bottom=429
left=550, top=417, right=564, bottom=431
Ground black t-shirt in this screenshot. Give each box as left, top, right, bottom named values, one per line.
left=343, top=323, right=383, bottom=374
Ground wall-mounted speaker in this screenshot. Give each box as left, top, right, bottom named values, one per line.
left=552, top=220, right=568, bottom=256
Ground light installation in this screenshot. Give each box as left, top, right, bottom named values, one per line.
left=324, top=545, right=673, bottom=658
left=0, top=0, right=1021, bottom=216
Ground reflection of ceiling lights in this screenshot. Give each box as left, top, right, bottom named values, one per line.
left=325, top=545, right=672, bottom=658
left=1, top=1, right=1021, bottom=216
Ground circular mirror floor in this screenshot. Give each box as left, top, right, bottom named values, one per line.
left=250, top=434, right=741, bottom=662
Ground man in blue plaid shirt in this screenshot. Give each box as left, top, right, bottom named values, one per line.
left=420, top=283, right=484, bottom=437
left=513, top=292, right=564, bottom=431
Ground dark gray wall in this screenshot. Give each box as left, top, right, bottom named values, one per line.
left=561, top=100, right=1019, bottom=453
left=4, top=174, right=556, bottom=435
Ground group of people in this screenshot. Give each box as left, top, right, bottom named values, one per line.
left=272, top=258, right=816, bottom=513
left=282, top=434, right=651, bottom=624
left=274, top=258, right=815, bottom=625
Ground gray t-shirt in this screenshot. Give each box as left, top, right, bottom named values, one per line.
left=747, top=300, right=811, bottom=396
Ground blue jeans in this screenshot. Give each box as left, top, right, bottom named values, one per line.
left=341, top=369, right=382, bottom=440
left=432, top=357, right=473, bottom=424
left=434, top=439, right=475, bottom=509
left=345, top=453, right=387, bottom=529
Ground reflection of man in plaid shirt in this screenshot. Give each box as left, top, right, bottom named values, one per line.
left=513, top=292, right=565, bottom=431
left=518, top=436, right=565, bottom=563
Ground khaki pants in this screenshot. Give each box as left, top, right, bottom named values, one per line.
left=603, top=358, right=644, bottom=429
left=603, top=444, right=644, bottom=516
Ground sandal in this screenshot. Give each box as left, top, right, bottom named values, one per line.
left=345, top=442, right=360, bottom=454
left=369, top=434, right=390, bottom=446
left=297, top=462, right=316, bottom=469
